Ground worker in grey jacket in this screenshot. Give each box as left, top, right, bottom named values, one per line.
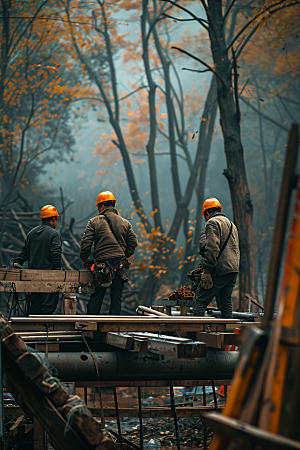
left=80, top=191, right=138, bottom=315
left=13, top=205, right=62, bottom=315
left=193, top=197, right=239, bottom=318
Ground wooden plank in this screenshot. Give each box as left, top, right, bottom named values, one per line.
left=11, top=316, right=240, bottom=323
left=3, top=348, right=90, bottom=450
left=146, top=339, right=206, bottom=358
left=4, top=406, right=24, bottom=416
left=0, top=268, right=20, bottom=281
left=34, top=343, right=60, bottom=352
left=79, top=270, right=93, bottom=282
left=102, top=332, right=134, bottom=350
left=153, top=299, right=194, bottom=306
left=132, top=338, right=148, bottom=353
left=75, top=379, right=233, bottom=387
left=194, top=332, right=241, bottom=348
left=98, top=323, right=206, bottom=333
left=10, top=322, right=97, bottom=332
left=202, top=412, right=300, bottom=450
left=129, top=332, right=193, bottom=343
left=21, top=270, right=66, bottom=281
left=0, top=281, right=94, bottom=293
left=90, top=406, right=224, bottom=418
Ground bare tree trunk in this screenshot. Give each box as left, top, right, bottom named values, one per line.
left=207, top=0, right=257, bottom=309
left=141, top=0, right=163, bottom=230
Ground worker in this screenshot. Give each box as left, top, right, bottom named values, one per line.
left=193, top=198, right=240, bottom=318
left=80, top=191, right=138, bottom=315
left=13, top=205, right=62, bottom=315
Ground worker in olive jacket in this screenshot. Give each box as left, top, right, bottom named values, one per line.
left=80, top=191, right=138, bottom=315
left=193, top=198, right=240, bottom=318
left=13, top=205, right=62, bottom=315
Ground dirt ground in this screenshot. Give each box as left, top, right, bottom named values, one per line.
left=106, top=416, right=214, bottom=448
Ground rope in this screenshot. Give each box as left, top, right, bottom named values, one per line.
left=64, top=404, right=86, bottom=435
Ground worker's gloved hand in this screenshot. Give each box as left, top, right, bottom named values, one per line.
left=201, top=271, right=213, bottom=289
left=13, top=262, right=22, bottom=269
left=82, top=258, right=94, bottom=269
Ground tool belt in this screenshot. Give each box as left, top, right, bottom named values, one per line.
left=90, top=257, right=131, bottom=287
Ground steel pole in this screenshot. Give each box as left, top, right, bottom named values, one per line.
left=48, top=351, right=239, bottom=382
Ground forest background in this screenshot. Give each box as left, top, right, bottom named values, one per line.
left=0, top=0, right=299, bottom=310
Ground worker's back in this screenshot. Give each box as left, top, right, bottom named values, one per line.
left=16, top=222, right=62, bottom=270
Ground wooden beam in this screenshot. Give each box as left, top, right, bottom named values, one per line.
left=3, top=349, right=90, bottom=450
left=0, top=281, right=94, bottom=294
left=202, top=412, right=300, bottom=450
left=75, top=380, right=233, bottom=387
left=146, top=338, right=206, bottom=358
left=90, top=405, right=224, bottom=418
left=132, top=338, right=148, bottom=353
left=194, top=332, right=241, bottom=348
left=101, top=332, right=134, bottom=350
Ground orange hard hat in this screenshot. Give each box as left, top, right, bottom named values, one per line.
left=202, top=197, right=223, bottom=216
left=96, top=191, right=117, bottom=207
left=40, top=205, right=59, bottom=219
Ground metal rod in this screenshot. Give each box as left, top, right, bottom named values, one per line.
left=263, top=124, right=299, bottom=328
left=224, top=385, right=227, bottom=402
left=113, top=387, right=123, bottom=448
left=99, top=387, right=105, bottom=430
left=170, top=381, right=180, bottom=450
left=203, top=386, right=207, bottom=450
left=84, top=387, right=87, bottom=405
left=138, top=386, right=143, bottom=449
left=211, top=379, right=219, bottom=413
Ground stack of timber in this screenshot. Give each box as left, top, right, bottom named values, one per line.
left=0, top=316, right=118, bottom=450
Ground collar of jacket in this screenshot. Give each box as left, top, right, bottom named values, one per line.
left=42, top=221, right=55, bottom=229
left=207, top=212, right=226, bottom=221
left=100, top=207, right=119, bottom=216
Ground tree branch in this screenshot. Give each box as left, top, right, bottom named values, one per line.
left=160, top=0, right=208, bottom=30
left=172, top=46, right=226, bottom=88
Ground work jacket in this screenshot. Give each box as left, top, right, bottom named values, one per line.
left=201, top=212, right=239, bottom=277
left=15, top=222, right=62, bottom=270
left=80, top=207, right=138, bottom=262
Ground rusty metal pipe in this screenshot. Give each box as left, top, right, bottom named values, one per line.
left=48, top=350, right=238, bottom=382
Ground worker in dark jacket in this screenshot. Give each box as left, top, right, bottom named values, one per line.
left=80, top=191, right=138, bottom=315
left=13, top=205, right=62, bottom=315
left=193, top=198, right=240, bottom=318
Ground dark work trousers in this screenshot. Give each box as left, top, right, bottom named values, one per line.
left=193, top=273, right=237, bottom=318
left=29, top=293, right=59, bottom=315
left=87, top=273, right=125, bottom=315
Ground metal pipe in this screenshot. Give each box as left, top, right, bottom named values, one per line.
left=170, top=380, right=180, bottom=450
left=48, top=351, right=238, bottom=382
left=138, top=387, right=143, bottom=449
left=113, top=388, right=123, bottom=448
left=136, top=306, right=167, bottom=317
left=203, top=386, right=207, bottom=450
